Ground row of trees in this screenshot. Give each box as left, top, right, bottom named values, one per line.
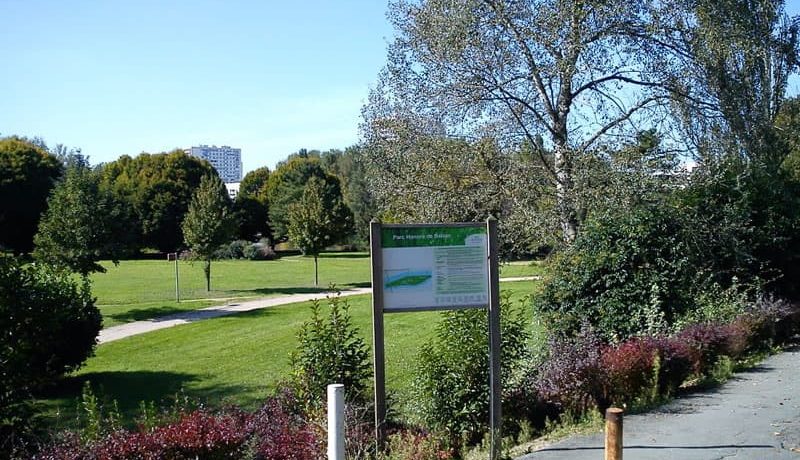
left=0, top=137, right=378, bottom=287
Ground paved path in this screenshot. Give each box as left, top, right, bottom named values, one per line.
left=518, top=347, right=800, bottom=459
left=98, top=276, right=540, bottom=344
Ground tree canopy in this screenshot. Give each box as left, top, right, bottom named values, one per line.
left=33, top=163, right=135, bottom=275
left=99, top=150, right=216, bottom=252
left=287, top=176, right=353, bottom=285
left=182, top=175, right=236, bottom=291
left=0, top=136, right=62, bottom=253
left=266, top=154, right=330, bottom=241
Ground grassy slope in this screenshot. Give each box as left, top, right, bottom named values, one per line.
left=93, top=254, right=544, bottom=327
left=38, top=281, right=540, bottom=428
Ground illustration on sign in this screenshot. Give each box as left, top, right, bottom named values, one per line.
left=381, top=226, right=488, bottom=310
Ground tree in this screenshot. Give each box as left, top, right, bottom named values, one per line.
left=657, top=0, right=799, bottom=165
left=235, top=167, right=271, bottom=242
left=33, top=163, right=135, bottom=275
left=99, top=150, right=216, bottom=252
left=321, top=146, right=378, bottom=245
left=364, top=0, right=671, bottom=243
left=287, top=176, right=353, bottom=286
left=0, top=136, right=62, bottom=253
left=266, top=154, right=329, bottom=241
left=182, top=175, right=236, bottom=291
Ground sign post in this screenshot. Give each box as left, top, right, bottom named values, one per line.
left=168, top=252, right=180, bottom=303
left=370, top=219, right=501, bottom=459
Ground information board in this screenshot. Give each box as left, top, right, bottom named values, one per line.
left=381, top=225, right=488, bottom=311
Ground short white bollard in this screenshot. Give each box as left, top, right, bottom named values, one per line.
left=327, top=384, right=345, bottom=460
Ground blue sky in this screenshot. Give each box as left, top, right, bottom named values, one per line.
left=4, top=1, right=800, bottom=174
left=0, top=0, right=393, bottom=173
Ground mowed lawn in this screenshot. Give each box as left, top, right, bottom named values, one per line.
left=39, top=280, right=541, bottom=428
left=92, top=253, right=545, bottom=327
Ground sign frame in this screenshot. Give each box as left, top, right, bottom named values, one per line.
left=370, top=218, right=502, bottom=460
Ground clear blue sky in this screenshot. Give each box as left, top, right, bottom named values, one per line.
left=0, top=0, right=393, bottom=173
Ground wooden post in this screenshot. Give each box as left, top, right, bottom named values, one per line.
left=486, top=217, right=502, bottom=460
left=605, top=407, right=623, bottom=460
left=369, top=219, right=387, bottom=450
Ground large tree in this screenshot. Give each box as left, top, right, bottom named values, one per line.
left=33, top=163, right=135, bottom=275
left=266, top=153, right=330, bottom=241
left=364, top=0, right=671, bottom=243
left=656, top=0, right=800, bottom=165
left=182, top=175, right=236, bottom=291
left=99, top=150, right=216, bottom=252
left=235, top=166, right=271, bottom=242
left=287, top=176, right=353, bottom=286
left=0, top=136, right=62, bottom=253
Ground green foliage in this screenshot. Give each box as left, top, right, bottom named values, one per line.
left=33, top=165, right=134, bottom=275
left=537, top=204, right=696, bottom=342
left=182, top=175, right=236, bottom=291
left=266, top=154, right=329, bottom=241
left=287, top=176, right=353, bottom=285
left=236, top=167, right=271, bottom=241
left=411, top=300, right=530, bottom=445
left=99, top=150, right=216, bottom=252
left=0, top=136, right=63, bottom=253
left=0, top=257, right=101, bottom=445
left=290, top=293, right=370, bottom=407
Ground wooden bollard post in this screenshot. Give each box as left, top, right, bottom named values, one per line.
left=605, top=407, right=623, bottom=460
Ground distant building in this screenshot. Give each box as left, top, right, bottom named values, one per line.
left=225, top=182, right=240, bottom=200
left=185, top=145, right=242, bottom=183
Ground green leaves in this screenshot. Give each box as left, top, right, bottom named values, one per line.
left=33, top=165, right=134, bottom=275
left=182, top=175, right=236, bottom=290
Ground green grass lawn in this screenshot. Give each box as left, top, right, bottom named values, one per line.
left=92, top=254, right=544, bottom=327
left=37, top=281, right=541, bottom=430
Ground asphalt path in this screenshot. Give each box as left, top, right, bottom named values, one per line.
left=518, top=347, right=800, bottom=459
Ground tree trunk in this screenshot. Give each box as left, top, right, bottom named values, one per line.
left=314, top=254, right=319, bottom=287
left=554, top=138, right=579, bottom=244
left=204, top=259, right=211, bottom=291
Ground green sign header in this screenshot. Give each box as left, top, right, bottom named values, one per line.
left=381, top=226, right=486, bottom=248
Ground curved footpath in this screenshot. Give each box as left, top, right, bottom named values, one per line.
left=98, top=276, right=540, bottom=344
left=517, top=347, right=800, bottom=459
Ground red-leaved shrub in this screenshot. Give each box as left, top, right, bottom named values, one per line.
left=247, top=389, right=321, bottom=460
left=535, top=327, right=609, bottom=414
left=601, top=337, right=659, bottom=406
left=676, top=323, right=735, bottom=375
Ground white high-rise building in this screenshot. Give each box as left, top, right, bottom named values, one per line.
left=186, top=145, right=242, bottom=183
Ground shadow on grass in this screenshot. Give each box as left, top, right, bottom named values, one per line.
left=37, top=370, right=256, bottom=428
left=107, top=306, right=192, bottom=324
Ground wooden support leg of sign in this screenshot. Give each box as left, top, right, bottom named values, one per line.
left=370, top=220, right=387, bottom=451
left=487, top=217, right=502, bottom=460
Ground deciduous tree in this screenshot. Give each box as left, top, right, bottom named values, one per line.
left=0, top=136, right=62, bottom=253
left=33, top=163, right=134, bottom=275
left=182, top=175, right=236, bottom=291
left=287, top=176, right=353, bottom=286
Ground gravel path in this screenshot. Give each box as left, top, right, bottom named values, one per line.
left=517, top=347, right=800, bottom=459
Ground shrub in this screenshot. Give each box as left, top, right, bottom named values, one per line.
left=382, top=429, right=453, bottom=460
left=243, top=240, right=277, bottom=260
left=676, top=323, right=736, bottom=376
left=0, top=258, right=101, bottom=451
left=537, top=205, right=696, bottom=342
left=214, top=239, right=250, bottom=259
left=601, top=338, right=659, bottom=406
left=534, top=326, right=608, bottom=415
left=651, top=336, right=694, bottom=396
left=245, top=389, right=321, bottom=460
left=290, top=293, right=371, bottom=407
left=37, top=409, right=252, bottom=460
left=411, top=300, right=530, bottom=446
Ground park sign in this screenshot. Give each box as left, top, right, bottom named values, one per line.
left=369, top=219, right=502, bottom=460
left=380, top=225, right=489, bottom=311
